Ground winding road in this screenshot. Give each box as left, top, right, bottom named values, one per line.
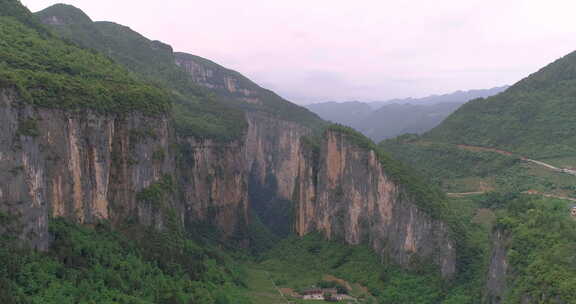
left=448, top=190, right=576, bottom=202
left=456, top=144, right=576, bottom=176
left=442, top=144, right=576, bottom=201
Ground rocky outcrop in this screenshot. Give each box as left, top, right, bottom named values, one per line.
left=0, top=89, right=176, bottom=249
left=485, top=229, right=509, bottom=304
left=174, top=53, right=261, bottom=104
left=0, top=85, right=306, bottom=247
left=294, top=131, right=456, bottom=277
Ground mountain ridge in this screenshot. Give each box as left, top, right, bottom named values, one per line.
left=0, top=0, right=460, bottom=279
left=424, top=51, right=576, bottom=159
left=306, top=86, right=508, bottom=142
left=369, top=86, right=509, bottom=108
left=379, top=47, right=576, bottom=304
left=7, top=1, right=563, bottom=303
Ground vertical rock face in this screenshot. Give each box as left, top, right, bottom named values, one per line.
left=0, top=86, right=457, bottom=278
left=175, top=110, right=311, bottom=240
left=294, top=131, right=456, bottom=277
left=486, top=230, right=509, bottom=304
left=3, top=4, right=459, bottom=280
left=0, top=89, right=457, bottom=278
left=0, top=90, right=175, bottom=248
left=245, top=112, right=310, bottom=200
left=244, top=112, right=311, bottom=235
left=178, top=137, right=248, bottom=240
left=0, top=90, right=49, bottom=250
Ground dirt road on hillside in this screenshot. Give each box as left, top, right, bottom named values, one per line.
left=455, top=144, right=576, bottom=176
left=447, top=190, right=576, bottom=202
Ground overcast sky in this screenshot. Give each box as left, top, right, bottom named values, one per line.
left=20, top=0, right=576, bottom=104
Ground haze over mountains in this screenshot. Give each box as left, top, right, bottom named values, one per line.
left=306, top=86, right=508, bottom=142
left=0, top=1, right=458, bottom=302
left=2, top=0, right=576, bottom=303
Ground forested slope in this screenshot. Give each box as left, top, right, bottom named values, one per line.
left=426, top=51, right=576, bottom=159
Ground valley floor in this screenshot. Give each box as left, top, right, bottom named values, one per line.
left=245, top=266, right=363, bottom=304
left=245, top=268, right=287, bottom=304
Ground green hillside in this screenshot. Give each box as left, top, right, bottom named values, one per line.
left=0, top=4, right=169, bottom=115
left=34, top=4, right=247, bottom=141
left=382, top=135, right=576, bottom=197
left=377, top=49, right=576, bottom=302
left=425, top=51, right=576, bottom=160
left=483, top=193, right=576, bottom=303
left=173, top=52, right=325, bottom=130
left=3, top=1, right=574, bottom=303
left=0, top=218, right=252, bottom=304
left=35, top=4, right=325, bottom=137
left=380, top=50, right=576, bottom=195
left=0, top=0, right=49, bottom=35
left=305, top=87, right=507, bottom=142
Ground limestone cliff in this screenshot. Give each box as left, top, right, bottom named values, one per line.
left=294, top=131, right=456, bottom=277
left=178, top=136, right=249, bottom=240
left=0, top=89, right=175, bottom=249
left=0, top=86, right=457, bottom=277
left=6, top=3, right=458, bottom=278
left=158, top=45, right=456, bottom=278
left=485, top=229, right=509, bottom=304
left=244, top=112, right=311, bottom=235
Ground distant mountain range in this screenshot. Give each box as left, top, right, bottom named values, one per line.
left=306, top=86, right=508, bottom=142
left=367, top=86, right=510, bottom=108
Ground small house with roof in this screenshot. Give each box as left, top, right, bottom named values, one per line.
left=301, top=288, right=339, bottom=300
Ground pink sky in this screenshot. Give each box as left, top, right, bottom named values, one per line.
left=21, top=0, right=576, bottom=104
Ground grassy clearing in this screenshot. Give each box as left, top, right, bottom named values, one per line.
left=443, top=176, right=494, bottom=193
left=496, top=162, right=576, bottom=197
left=252, top=234, right=465, bottom=303
left=246, top=263, right=369, bottom=303
left=245, top=268, right=286, bottom=304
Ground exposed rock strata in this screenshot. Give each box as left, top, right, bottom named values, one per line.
left=294, top=131, right=456, bottom=277
left=0, top=90, right=175, bottom=249
left=0, top=88, right=456, bottom=277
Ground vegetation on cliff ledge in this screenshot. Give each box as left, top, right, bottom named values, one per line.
left=136, top=175, right=175, bottom=209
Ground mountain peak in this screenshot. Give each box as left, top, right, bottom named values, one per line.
left=36, top=3, right=93, bottom=26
